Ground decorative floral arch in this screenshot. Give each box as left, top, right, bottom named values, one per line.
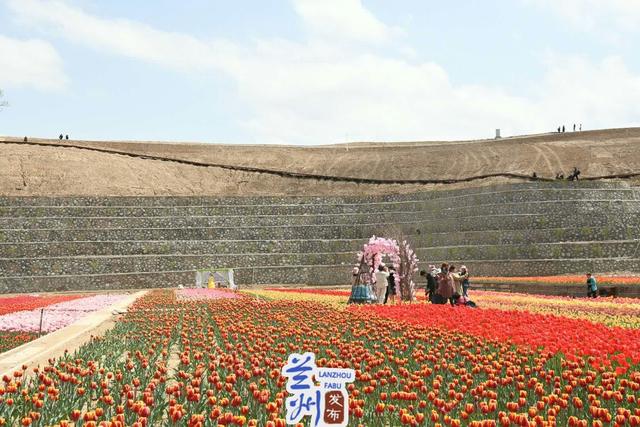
left=356, top=235, right=419, bottom=301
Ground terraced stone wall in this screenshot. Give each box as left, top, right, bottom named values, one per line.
left=0, top=181, right=638, bottom=292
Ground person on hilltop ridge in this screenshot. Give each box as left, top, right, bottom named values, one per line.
left=586, top=273, right=598, bottom=298
left=568, top=167, right=581, bottom=181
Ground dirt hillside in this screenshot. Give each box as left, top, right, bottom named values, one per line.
left=1, top=128, right=639, bottom=196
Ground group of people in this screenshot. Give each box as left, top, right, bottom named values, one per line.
left=420, top=264, right=476, bottom=307
left=557, top=123, right=582, bottom=133
left=555, top=166, right=581, bottom=181
left=352, top=263, right=601, bottom=304
left=356, top=262, right=476, bottom=307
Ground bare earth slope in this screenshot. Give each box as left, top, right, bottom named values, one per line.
left=1, top=128, right=639, bottom=196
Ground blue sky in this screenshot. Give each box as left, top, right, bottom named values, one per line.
left=1, top=0, right=640, bottom=144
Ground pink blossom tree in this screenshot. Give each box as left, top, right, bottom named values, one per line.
left=355, top=235, right=419, bottom=302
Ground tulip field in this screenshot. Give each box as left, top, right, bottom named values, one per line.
left=1, top=288, right=640, bottom=426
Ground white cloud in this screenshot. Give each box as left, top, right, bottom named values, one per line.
left=0, top=34, right=67, bottom=91
left=292, top=0, right=400, bottom=44
left=525, top=0, right=640, bottom=33
left=536, top=55, right=640, bottom=127
left=7, top=0, right=218, bottom=72
left=6, top=0, right=640, bottom=143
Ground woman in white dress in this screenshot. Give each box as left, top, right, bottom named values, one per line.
left=374, top=265, right=390, bottom=304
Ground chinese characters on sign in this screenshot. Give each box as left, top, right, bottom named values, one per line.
left=282, top=352, right=355, bottom=427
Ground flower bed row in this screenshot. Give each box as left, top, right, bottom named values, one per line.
left=0, top=294, right=128, bottom=334
left=474, top=275, right=640, bottom=286
left=0, top=294, right=84, bottom=316
left=258, top=288, right=640, bottom=367
left=360, top=303, right=640, bottom=371
left=176, top=288, right=241, bottom=301
left=2, top=290, right=639, bottom=426
left=471, top=290, right=640, bottom=328
left=0, top=331, right=38, bottom=354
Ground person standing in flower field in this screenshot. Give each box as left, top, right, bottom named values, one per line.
left=374, top=265, right=389, bottom=304
left=420, top=266, right=438, bottom=302
left=586, top=273, right=598, bottom=298
left=449, top=265, right=463, bottom=303
left=459, top=265, right=470, bottom=297
left=435, top=263, right=455, bottom=305
left=384, top=267, right=397, bottom=304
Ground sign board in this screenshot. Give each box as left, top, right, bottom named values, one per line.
left=282, top=352, right=355, bottom=427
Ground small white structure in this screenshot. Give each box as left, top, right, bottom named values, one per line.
left=195, top=268, right=236, bottom=290
left=495, top=129, right=501, bottom=139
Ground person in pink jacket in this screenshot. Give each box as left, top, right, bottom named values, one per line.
left=436, top=265, right=455, bottom=305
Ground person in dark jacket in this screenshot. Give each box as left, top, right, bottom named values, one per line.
left=586, top=273, right=597, bottom=298
left=459, top=265, right=470, bottom=297
left=422, top=266, right=437, bottom=302
left=384, top=267, right=397, bottom=304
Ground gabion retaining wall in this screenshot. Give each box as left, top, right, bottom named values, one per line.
left=0, top=181, right=638, bottom=292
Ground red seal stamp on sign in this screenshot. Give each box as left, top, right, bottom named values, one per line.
left=323, top=390, right=345, bottom=424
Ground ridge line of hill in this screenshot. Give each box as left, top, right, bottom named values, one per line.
left=3, top=139, right=640, bottom=186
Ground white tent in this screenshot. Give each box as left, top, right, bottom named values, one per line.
left=195, top=268, right=236, bottom=290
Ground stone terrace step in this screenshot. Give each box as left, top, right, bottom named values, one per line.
left=2, top=241, right=637, bottom=277
left=2, top=257, right=640, bottom=292
left=0, top=211, right=423, bottom=229
left=422, top=240, right=640, bottom=261
left=0, top=252, right=356, bottom=277
left=1, top=224, right=636, bottom=258
left=0, top=221, right=412, bottom=242
left=0, top=186, right=636, bottom=213
left=424, top=225, right=638, bottom=247
left=0, top=200, right=640, bottom=229
left=0, top=213, right=636, bottom=243
left=0, top=238, right=370, bottom=258
left=0, top=180, right=624, bottom=205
